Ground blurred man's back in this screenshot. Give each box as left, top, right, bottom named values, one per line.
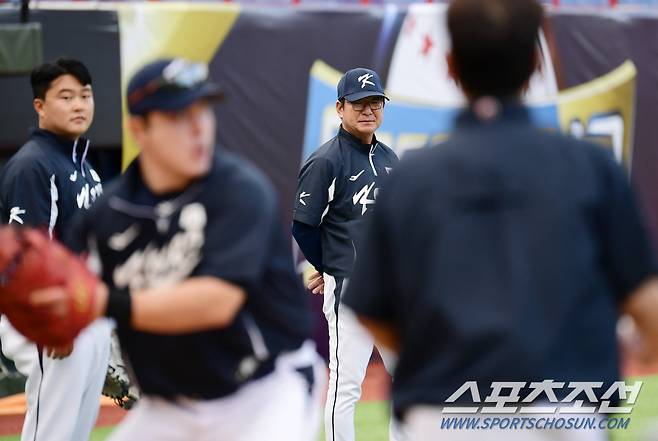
left=343, top=1, right=658, bottom=440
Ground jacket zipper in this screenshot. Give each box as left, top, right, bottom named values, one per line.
left=368, top=143, right=378, bottom=177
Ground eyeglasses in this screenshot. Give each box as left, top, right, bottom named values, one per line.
left=350, top=99, right=385, bottom=111
left=128, top=59, right=209, bottom=107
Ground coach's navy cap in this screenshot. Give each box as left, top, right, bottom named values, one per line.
left=337, top=68, right=389, bottom=102
left=127, top=58, right=223, bottom=115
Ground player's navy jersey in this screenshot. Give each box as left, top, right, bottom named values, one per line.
left=67, top=151, right=310, bottom=400
left=293, top=126, right=398, bottom=278
left=0, top=129, right=103, bottom=238
left=343, top=104, right=657, bottom=417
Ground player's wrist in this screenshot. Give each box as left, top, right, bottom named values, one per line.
left=104, top=286, right=132, bottom=329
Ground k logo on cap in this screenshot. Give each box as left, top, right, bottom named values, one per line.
left=337, top=68, right=389, bottom=102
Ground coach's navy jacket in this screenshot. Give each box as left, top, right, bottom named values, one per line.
left=293, top=126, right=398, bottom=278
left=0, top=128, right=103, bottom=238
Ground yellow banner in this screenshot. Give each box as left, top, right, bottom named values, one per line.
left=118, top=3, right=240, bottom=169
left=558, top=60, right=636, bottom=167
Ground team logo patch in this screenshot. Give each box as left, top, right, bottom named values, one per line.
left=358, top=73, right=375, bottom=89
left=299, top=192, right=311, bottom=206
left=349, top=170, right=365, bottom=181
left=8, top=207, right=25, bottom=225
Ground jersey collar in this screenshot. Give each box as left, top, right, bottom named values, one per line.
left=455, top=98, right=531, bottom=131
left=338, top=126, right=378, bottom=154
left=109, top=155, right=206, bottom=219
left=31, top=128, right=90, bottom=165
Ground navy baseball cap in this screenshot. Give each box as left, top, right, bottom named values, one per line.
left=337, top=68, right=389, bottom=102
left=127, top=58, right=223, bottom=116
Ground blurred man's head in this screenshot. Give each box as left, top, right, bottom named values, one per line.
left=126, top=58, right=223, bottom=192
left=446, top=0, right=543, bottom=101
left=31, top=58, right=94, bottom=140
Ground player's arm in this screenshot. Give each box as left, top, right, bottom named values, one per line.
left=292, top=157, right=334, bottom=259
left=3, top=162, right=72, bottom=355
left=292, top=156, right=335, bottom=293
left=292, top=220, right=323, bottom=274
left=29, top=277, right=245, bottom=335
left=292, top=155, right=334, bottom=230
left=595, top=150, right=658, bottom=363
left=130, top=278, right=246, bottom=332
left=95, top=277, right=245, bottom=333
left=2, top=160, right=55, bottom=231
left=620, top=277, right=658, bottom=363
left=292, top=220, right=325, bottom=294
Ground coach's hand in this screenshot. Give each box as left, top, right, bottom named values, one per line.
left=307, top=271, right=325, bottom=295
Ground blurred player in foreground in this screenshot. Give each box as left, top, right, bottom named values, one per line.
left=342, top=1, right=658, bottom=440
left=24, top=57, right=324, bottom=441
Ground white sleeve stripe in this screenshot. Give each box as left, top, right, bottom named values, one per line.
left=320, top=177, right=336, bottom=222
left=47, top=174, right=59, bottom=240
left=242, top=313, right=269, bottom=360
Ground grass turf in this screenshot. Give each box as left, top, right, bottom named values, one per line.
left=0, top=375, right=654, bottom=441
left=0, top=426, right=115, bottom=441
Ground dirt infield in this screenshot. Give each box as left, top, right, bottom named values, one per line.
left=0, top=395, right=127, bottom=436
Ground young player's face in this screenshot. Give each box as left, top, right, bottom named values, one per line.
left=34, top=74, right=94, bottom=140
left=336, top=97, right=384, bottom=143
left=134, top=100, right=216, bottom=186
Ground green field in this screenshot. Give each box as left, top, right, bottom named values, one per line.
left=0, top=426, right=115, bottom=441
left=0, top=375, right=655, bottom=441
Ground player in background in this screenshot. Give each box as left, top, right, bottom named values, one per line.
left=292, top=67, right=403, bottom=441
left=343, top=1, right=658, bottom=440
left=0, top=58, right=111, bottom=441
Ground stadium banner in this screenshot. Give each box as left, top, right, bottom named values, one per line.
left=113, top=4, right=654, bottom=238
left=117, top=3, right=240, bottom=168
left=0, top=4, right=655, bottom=241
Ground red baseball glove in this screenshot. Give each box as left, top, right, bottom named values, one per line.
left=0, top=226, right=98, bottom=347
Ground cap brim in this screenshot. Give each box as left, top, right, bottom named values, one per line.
left=343, top=91, right=389, bottom=102
left=129, top=82, right=224, bottom=115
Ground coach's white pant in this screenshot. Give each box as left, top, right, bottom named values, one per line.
left=108, top=341, right=325, bottom=441
left=405, top=407, right=609, bottom=441
left=323, top=274, right=404, bottom=441
left=0, top=317, right=112, bottom=441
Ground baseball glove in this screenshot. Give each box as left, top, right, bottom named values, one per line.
left=103, top=331, right=140, bottom=409
left=0, top=226, right=98, bottom=347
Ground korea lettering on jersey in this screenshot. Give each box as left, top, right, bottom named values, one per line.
left=295, top=142, right=395, bottom=226
left=6, top=171, right=102, bottom=226
left=0, top=133, right=104, bottom=241
left=74, top=168, right=104, bottom=210
left=112, top=202, right=206, bottom=291
left=71, top=154, right=312, bottom=401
